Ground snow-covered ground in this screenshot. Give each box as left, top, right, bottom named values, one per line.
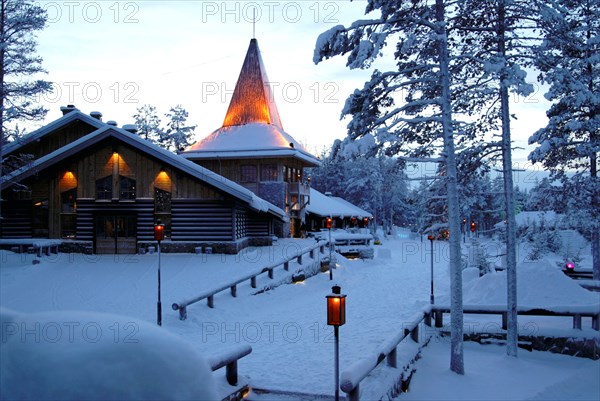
left=1, top=236, right=598, bottom=399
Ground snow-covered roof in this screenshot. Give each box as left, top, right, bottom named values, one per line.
left=182, top=38, right=320, bottom=167
left=2, top=109, right=105, bottom=156
left=183, top=123, right=320, bottom=166
left=1, top=124, right=286, bottom=220
left=494, top=211, right=563, bottom=229
left=307, top=189, right=373, bottom=219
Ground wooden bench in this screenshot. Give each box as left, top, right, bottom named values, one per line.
left=0, top=239, right=61, bottom=258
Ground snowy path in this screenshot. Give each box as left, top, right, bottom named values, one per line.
left=2, top=237, right=598, bottom=397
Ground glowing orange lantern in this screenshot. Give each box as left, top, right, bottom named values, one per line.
left=325, top=217, right=333, bottom=229
left=154, top=220, right=165, bottom=242
left=326, top=285, right=346, bottom=326
left=470, top=221, right=476, bottom=232
left=363, top=217, right=369, bottom=226
left=428, top=234, right=434, bottom=241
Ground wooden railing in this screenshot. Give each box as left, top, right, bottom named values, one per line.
left=340, top=308, right=432, bottom=401
left=172, top=240, right=328, bottom=319
left=340, top=303, right=600, bottom=400
left=431, top=304, right=600, bottom=331
left=207, top=344, right=252, bottom=386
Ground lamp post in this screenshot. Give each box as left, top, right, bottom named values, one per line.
left=326, top=217, right=333, bottom=280
left=427, top=234, right=435, bottom=304
left=326, top=285, right=346, bottom=401
left=470, top=221, right=476, bottom=238
left=154, top=220, right=165, bottom=326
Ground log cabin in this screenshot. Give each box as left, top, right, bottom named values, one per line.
left=0, top=108, right=285, bottom=254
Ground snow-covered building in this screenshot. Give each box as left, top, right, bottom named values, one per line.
left=182, top=39, right=320, bottom=237
left=0, top=107, right=284, bottom=254
left=305, top=189, right=373, bottom=231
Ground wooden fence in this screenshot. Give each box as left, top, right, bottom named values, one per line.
left=172, top=240, right=328, bottom=319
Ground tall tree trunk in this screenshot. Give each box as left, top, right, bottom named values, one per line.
left=498, top=0, right=518, bottom=357
left=0, top=0, right=6, bottom=228
left=436, top=0, right=464, bottom=375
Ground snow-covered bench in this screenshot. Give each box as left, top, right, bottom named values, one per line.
left=0, top=239, right=61, bottom=258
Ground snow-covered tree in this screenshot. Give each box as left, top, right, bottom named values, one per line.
left=163, top=105, right=196, bottom=152
left=133, top=104, right=163, bottom=144
left=0, top=0, right=51, bottom=140
left=314, top=0, right=466, bottom=374
left=529, top=0, right=599, bottom=280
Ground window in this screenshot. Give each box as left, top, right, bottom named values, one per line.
left=240, top=165, right=257, bottom=183
left=61, top=188, right=77, bottom=212
left=260, top=164, right=278, bottom=181
left=32, top=199, right=49, bottom=238
left=96, top=176, right=112, bottom=200
left=119, top=176, right=136, bottom=200
left=154, top=188, right=171, bottom=213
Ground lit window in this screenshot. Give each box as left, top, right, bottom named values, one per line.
left=61, top=188, right=77, bottom=212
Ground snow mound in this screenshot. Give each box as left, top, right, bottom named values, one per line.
left=460, top=260, right=599, bottom=307
left=0, top=308, right=218, bottom=401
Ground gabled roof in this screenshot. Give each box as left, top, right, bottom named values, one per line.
left=307, top=189, right=373, bottom=219
left=1, top=125, right=286, bottom=220
left=183, top=39, right=320, bottom=167
left=223, top=38, right=282, bottom=128
left=2, top=109, right=105, bottom=157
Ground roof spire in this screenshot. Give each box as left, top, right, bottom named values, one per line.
left=222, top=39, right=283, bottom=129
left=252, top=8, right=256, bottom=39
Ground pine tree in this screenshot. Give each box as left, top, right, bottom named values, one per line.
left=133, top=104, right=162, bottom=144
left=314, top=0, right=466, bottom=374
left=163, top=105, right=196, bottom=153
left=0, top=0, right=51, bottom=140
left=529, top=0, right=599, bottom=280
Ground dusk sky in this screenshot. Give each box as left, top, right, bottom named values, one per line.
left=34, top=0, right=551, bottom=184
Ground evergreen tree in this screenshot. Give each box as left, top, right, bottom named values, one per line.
left=133, top=104, right=162, bottom=144
left=314, top=0, right=467, bottom=374
left=163, top=105, right=196, bottom=153
left=529, top=0, right=599, bottom=280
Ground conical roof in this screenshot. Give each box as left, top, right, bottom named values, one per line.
left=222, top=38, right=282, bottom=128
left=184, top=39, right=319, bottom=167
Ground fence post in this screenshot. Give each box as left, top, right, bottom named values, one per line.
left=297, top=254, right=303, bottom=265
left=573, top=314, right=582, bottom=330
left=178, top=306, right=187, bottom=320
left=284, top=261, right=289, bottom=271
left=207, top=295, right=214, bottom=308
left=387, top=347, right=397, bottom=368
left=411, top=325, right=419, bottom=343
left=502, top=312, right=508, bottom=330
left=225, top=360, right=238, bottom=386
left=268, top=268, right=274, bottom=279
left=424, top=312, right=432, bottom=327
left=349, top=384, right=360, bottom=401
left=251, top=276, right=257, bottom=288
left=310, top=248, right=315, bottom=258
left=592, top=314, right=599, bottom=331
left=435, top=311, right=443, bottom=328
left=230, top=285, right=237, bottom=297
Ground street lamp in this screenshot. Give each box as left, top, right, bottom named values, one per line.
left=154, top=219, right=165, bottom=326
left=326, top=217, right=333, bottom=280
left=427, top=234, right=435, bottom=304
left=470, top=221, right=477, bottom=238
left=326, top=285, right=346, bottom=401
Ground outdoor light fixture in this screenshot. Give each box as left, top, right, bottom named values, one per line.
left=326, top=285, right=346, bottom=326
left=326, top=285, right=346, bottom=401
left=470, top=221, right=477, bottom=232
left=326, top=217, right=333, bottom=280
left=154, top=219, right=165, bottom=326
left=363, top=217, right=369, bottom=226
left=427, top=234, right=435, bottom=304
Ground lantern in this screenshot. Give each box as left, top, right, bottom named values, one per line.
left=325, top=217, right=333, bottom=229
left=470, top=221, right=476, bottom=232
left=326, top=285, right=346, bottom=326
left=363, top=217, right=369, bottom=227
left=427, top=234, right=434, bottom=241
left=565, top=261, right=575, bottom=271
left=154, top=220, right=165, bottom=242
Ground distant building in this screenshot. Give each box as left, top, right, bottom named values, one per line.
left=182, top=39, right=320, bottom=237
left=305, top=189, right=373, bottom=231
left=0, top=107, right=284, bottom=254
